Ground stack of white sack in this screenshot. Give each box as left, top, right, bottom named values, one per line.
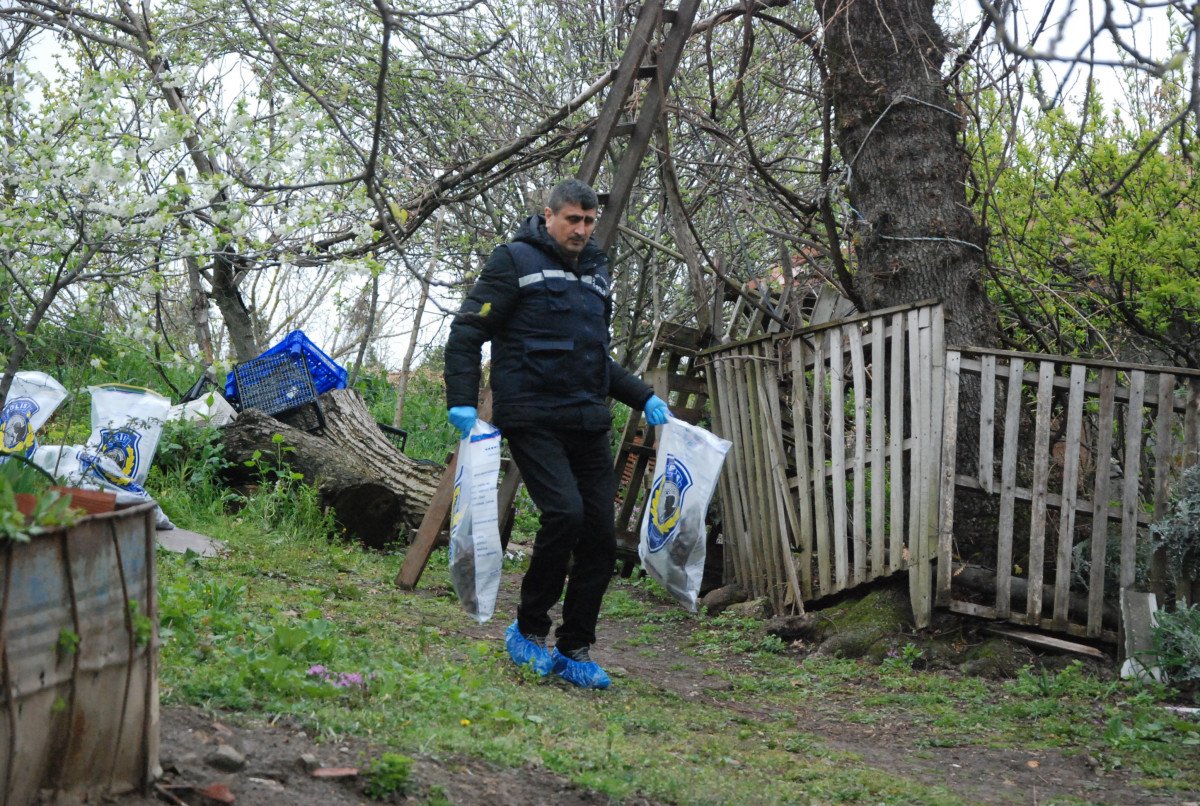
left=31, top=384, right=175, bottom=530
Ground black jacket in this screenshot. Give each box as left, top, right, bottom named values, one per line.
left=444, top=215, right=653, bottom=431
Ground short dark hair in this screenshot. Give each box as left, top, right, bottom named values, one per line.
left=546, top=178, right=598, bottom=212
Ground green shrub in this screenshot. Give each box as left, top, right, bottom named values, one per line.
left=363, top=752, right=414, bottom=799
left=1151, top=464, right=1200, bottom=589
left=1152, top=604, right=1200, bottom=685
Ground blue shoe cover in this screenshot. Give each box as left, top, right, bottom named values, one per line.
left=505, top=621, right=552, bottom=676
left=550, top=647, right=611, bottom=689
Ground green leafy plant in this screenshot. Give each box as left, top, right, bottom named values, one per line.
left=363, top=752, right=414, bottom=799
left=1150, top=604, right=1200, bottom=688
left=1151, top=465, right=1200, bottom=589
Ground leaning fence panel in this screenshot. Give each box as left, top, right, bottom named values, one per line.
left=704, top=302, right=945, bottom=622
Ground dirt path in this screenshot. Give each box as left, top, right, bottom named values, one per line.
left=119, top=568, right=1195, bottom=805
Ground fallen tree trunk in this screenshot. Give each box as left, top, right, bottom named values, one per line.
left=220, top=389, right=442, bottom=548
left=950, top=563, right=1120, bottom=630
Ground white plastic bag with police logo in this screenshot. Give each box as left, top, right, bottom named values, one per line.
left=0, top=371, right=68, bottom=460
left=448, top=421, right=504, bottom=623
left=639, top=417, right=731, bottom=612
left=85, top=384, right=170, bottom=487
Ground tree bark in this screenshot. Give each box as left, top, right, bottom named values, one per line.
left=220, top=389, right=442, bottom=548
left=814, top=0, right=996, bottom=350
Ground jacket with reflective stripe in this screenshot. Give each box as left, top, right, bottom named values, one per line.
left=445, top=215, right=652, bottom=431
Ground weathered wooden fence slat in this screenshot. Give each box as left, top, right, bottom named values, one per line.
left=1087, top=369, right=1118, bottom=637
left=870, top=322, right=887, bottom=578
left=1026, top=361, right=1056, bottom=622
left=830, top=329, right=849, bottom=590
left=1052, top=363, right=1087, bottom=629
left=811, top=336, right=832, bottom=594
left=937, top=351, right=962, bottom=606
left=889, top=312, right=906, bottom=574
left=979, top=354, right=997, bottom=493
left=789, top=339, right=815, bottom=599
left=850, top=325, right=868, bottom=585
left=1120, top=372, right=1147, bottom=591
left=995, top=358, right=1025, bottom=619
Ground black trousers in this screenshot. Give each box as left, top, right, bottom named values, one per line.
left=505, top=427, right=616, bottom=651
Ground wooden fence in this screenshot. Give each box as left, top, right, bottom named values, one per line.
left=937, top=349, right=1200, bottom=639
left=704, top=302, right=946, bottom=624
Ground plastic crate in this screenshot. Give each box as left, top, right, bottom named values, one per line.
left=224, top=330, right=348, bottom=401
left=229, top=352, right=325, bottom=431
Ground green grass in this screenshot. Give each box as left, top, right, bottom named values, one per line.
left=136, top=407, right=1200, bottom=803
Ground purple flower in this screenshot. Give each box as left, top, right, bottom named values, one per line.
left=307, top=664, right=327, bottom=676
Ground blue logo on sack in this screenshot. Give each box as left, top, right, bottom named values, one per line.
left=646, top=454, right=692, bottom=552
left=96, top=428, right=141, bottom=485
left=0, top=398, right=38, bottom=456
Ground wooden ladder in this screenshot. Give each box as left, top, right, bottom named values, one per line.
left=395, top=0, right=701, bottom=590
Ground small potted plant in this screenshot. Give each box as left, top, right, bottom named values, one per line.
left=0, top=456, right=115, bottom=540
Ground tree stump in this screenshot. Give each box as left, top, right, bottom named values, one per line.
left=220, top=388, right=442, bottom=548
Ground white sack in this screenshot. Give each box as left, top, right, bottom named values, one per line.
left=448, top=421, right=504, bottom=623
left=1, top=371, right=68, bottom=459
left=166, top=392, right=238, bottom=426
left=86, top=385, right=171, bottom=486
left=639, top=417, right=732, bottom=612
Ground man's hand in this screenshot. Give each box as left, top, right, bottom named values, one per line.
left=643, top=394, right=670, bottom=426
left=448, top=406, right=477, bottom=439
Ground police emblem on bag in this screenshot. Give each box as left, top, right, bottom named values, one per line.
left=96, top=428, right=141, bottom=485
left=646, top=454, right=693, bottom=552
left=0, top=398, right=38, bottom=456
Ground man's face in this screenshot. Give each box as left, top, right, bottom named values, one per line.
left=544, top=202, right=598, bottom=257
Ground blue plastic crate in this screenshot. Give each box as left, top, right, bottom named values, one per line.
left=225, top=330, right=348, bottom=402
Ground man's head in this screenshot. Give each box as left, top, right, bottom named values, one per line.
left=544, top=179, right=598, bottom=257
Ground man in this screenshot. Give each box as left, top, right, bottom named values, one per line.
left=444, top=178, right=670, bottom=689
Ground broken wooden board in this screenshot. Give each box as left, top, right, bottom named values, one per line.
left=984, top=625, right=1107, bottom=659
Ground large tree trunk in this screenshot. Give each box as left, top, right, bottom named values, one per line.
left=814, top=0, right=996, bottom=350
left=220, top=389, right=441, bottom=547
left=815, top=0, right=1000, bottom=550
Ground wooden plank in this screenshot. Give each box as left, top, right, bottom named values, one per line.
left=721, top=355, right=756, bottom=597
left=811, top=335, right=832, bottom=594
left=1025, top=360, right=1056, bottom=622
left=906, top=309, right=922, bottom=583
left=913, top=305, right=942, bottom=628
left=719, top=359, right=755, bottom=593
left=1150, top=373, right=1176, bottom=598
left=869, top=317, right=886, bottom=579
left=949, top=599, right=998, bottom=619
left=712, top=356, right=751, bottom=594
left=747, top=352, right=783, bottom=608
left=396, top=389, right=495, bottom=589
left=888, top=312, right=905, bottom=573
left=1119, top=371, right=1147, bottom=590
left=979, top=354, right=997, bottom=493
left=1087, top=369, right=1118, bottom=637
left=984, top=626, right=1107, bottom=660
left=830, top=328, right=849, bottom=591
left=952, top=473, right=1157, bottom=526
left=575, top=0, right=663, bottom=184
left=790, top=338, right=815, bottom=599
left=734, top=353, right=769, bottom=599
left=947, top=345, right=1200, bottom=381
left=763, top=355, right=806, bottom=611
left=936, top=351, right=961, bottom=606
left=849, top=324, right=868, bottom=585
left=996, top=358, right=1026, bottom=618
left=1052, top=363, right=1087, bottom=628
left=957, top=355, right=1194, bottom=412
left=1185, top=378, right=1200, bottom=468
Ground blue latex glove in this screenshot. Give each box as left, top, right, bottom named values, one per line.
left=448, top=405, right=477, bottom=439
left=643, top=394, right=670, bottom=426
